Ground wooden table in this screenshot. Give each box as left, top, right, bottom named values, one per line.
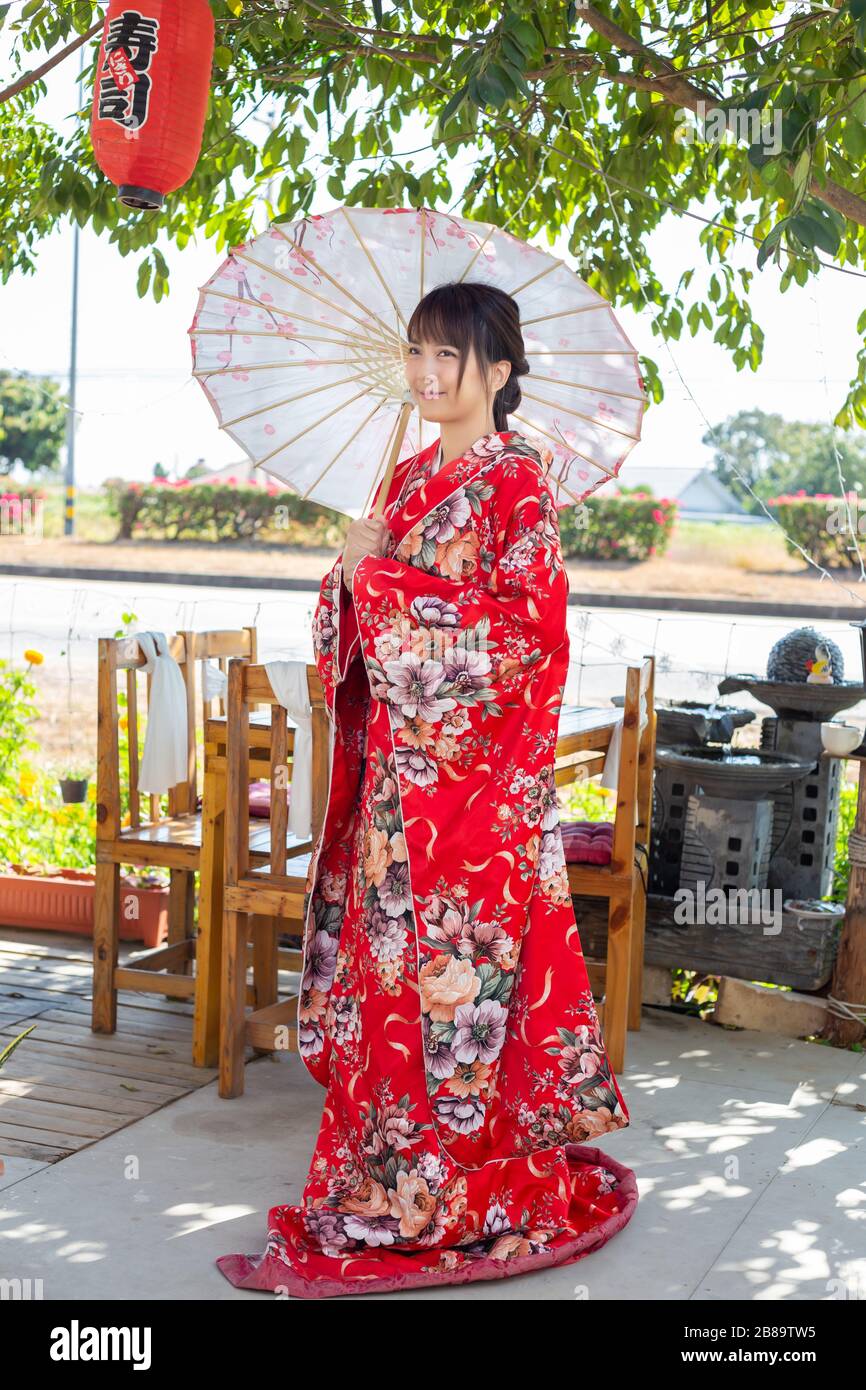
left=192, top=703, right=623, bottom=1067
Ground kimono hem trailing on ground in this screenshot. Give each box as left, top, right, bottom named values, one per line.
left=216, top=428, right=638, bottom=1298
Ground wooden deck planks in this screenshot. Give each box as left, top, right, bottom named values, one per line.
left=0, top=930, right=217, bottom=1164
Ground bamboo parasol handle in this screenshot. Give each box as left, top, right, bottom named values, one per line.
left=372, top=399, right=415, bottom=519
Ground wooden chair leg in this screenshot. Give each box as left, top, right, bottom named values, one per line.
left=250, top=915, right=279, bottom=1056
left=166, top=868, right=196, bottom=999
left=184, top=869, right=196, bottom=966
left=220, top=908, right=249, bottom=1098
left=628, top=863, right=647, bottom=1032
left=168, top=868, right=195, bottom=955
left=251, top=915, right=279, bottom=1008
left=603, top=887, right=633, bottom=1075
left=93, top=860, right=120, bottom=1034
left=194, top=761, right=226, bottom=1069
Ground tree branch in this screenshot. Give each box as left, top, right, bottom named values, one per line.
left=0, top=18, right=103, bottom=107
left=578, top=4, right=866, bottom=229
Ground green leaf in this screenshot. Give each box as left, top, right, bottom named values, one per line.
left=499, top=57, right=531, bottom=97
left=842, top=120, right=866, bottom=161
left=758, top=156, right=783, bottom=184
left=438, top=84, right=467, bottom=126
left=757, top=220, right=786, bottom=269
left=477, top=67, right=510, bottom=108
left=790, top=213, right=839, bottom=256
left=792, top=147, right=812, bottom=191
left=0, top=1025, right=35, bottom=1070
left=213, top=45, right=233, bottom=69
left=503, top=17, right=543, bottom=63
left=501, top=34, right=527, bottom=69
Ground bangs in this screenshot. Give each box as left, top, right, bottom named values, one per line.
left=406, top=284, right=476, bottom=353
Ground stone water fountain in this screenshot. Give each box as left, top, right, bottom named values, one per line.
left=651, top=626, right=866, bottom=900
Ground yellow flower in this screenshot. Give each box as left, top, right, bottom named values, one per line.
left=23, top=649, right=44, bottom=666
left=119, top=715, right=129, bottom=732
left=121, top=812, right=131, bottom=827
left=18, top=769, right=36, bottom=797
left=87, top=784, right=97, bottom=802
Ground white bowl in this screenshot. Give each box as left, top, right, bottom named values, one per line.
left=820, top=721, right=862, bottom=756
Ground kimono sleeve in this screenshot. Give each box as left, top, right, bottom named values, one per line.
left=350, top=465, right=570, bottom=717
left=311, top=552, right=361, bottom=718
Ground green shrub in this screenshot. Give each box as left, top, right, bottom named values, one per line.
left=102, top=477, right=346, bottom=545
left=830, top=783, right=858, bottom=904
left=768, top=492, right=860, bottom=568
left=559, top=491, right=677, bottom=562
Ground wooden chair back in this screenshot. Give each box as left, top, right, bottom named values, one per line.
left=185, top=626, right=257, bottom=724
left=97, top=632, right=195, bottom=840
left=181, top=627, right=257, bottom=803
left=224, top=660, right=329, bottom=887
left=610, top=656, right=655, bottom=874
left=557, top=655, right=655, bottom=868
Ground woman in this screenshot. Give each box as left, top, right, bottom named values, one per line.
left=216, top=281, right=638, bottom=1298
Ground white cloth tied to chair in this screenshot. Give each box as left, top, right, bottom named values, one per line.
left=201, top=659, right=229, bottom=703
left=136, top=631, right=189, bottom=796
left=265, top=659, right=333, bottom=838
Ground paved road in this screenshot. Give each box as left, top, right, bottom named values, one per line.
left=3, top=573, right=866, bottom=719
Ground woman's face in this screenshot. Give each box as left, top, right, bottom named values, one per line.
left=404, top=335, right=509, bottom=423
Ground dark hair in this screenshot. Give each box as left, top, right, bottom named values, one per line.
left=406, top=281, right=529, bottom=432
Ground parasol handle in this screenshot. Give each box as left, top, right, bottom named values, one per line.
left=372, top=399, right=415, bottom=519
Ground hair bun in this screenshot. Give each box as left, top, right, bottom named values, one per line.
left=497, top=373, right=522, bottom=416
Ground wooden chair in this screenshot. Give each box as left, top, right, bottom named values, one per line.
left=93, top=628, right=257, bottom=1062
left=557, top=656, right=656, bottom=1074
left=190, top=627, right=257, bottom=727
left=219, top=660, right=329, bottom=1098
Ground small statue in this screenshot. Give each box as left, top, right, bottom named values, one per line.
left=806, top=642, right=834, bottom=684
left=767, top=625, right=844, bottom=684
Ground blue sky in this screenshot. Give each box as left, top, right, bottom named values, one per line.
left=1, top=24, right=863, bottom=493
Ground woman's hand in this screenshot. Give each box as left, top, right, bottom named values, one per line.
left=342, top=516, right=392, bottom=593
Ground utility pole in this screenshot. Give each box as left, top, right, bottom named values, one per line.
left=64, top=43, right=87, bottom=536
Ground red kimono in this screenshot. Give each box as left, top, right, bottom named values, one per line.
left=216, top=429, right=638, bottom=1297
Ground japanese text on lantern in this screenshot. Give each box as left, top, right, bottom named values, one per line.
left=98, top=11, right=160, bottom=131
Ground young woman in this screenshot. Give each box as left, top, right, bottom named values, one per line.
left=216, top=280, right=638, bottom=1299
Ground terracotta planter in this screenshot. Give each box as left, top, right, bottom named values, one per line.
left=0, top=866, right=169, bottom=947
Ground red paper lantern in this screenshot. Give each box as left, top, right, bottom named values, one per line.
left=90, top=1, right=215, bottom=211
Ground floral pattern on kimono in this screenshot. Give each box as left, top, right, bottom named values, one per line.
left=215, top=429, right=638, bottom=1299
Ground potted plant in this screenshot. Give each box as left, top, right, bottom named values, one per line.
left=0, top=862, right=171, bottom=947
left=56, top=763, right=93, bottom=804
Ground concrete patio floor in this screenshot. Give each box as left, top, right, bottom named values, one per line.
left=2, top=1005, right=865, bottom=1301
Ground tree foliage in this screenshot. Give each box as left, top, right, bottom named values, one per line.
left=0, top=370, right=67, bottom=475
left=705, top=407, right=866, bottom=509
left=2, top=1, right=866, bottom=422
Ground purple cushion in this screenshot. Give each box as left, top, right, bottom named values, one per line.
left=561, top=819, right=614, bottom=866
left=194, top=781, right=283, bottom=819
left=248, top=780, right=275, bottom=819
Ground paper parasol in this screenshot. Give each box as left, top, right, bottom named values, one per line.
left=189, top=204, right=647, bottom=517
